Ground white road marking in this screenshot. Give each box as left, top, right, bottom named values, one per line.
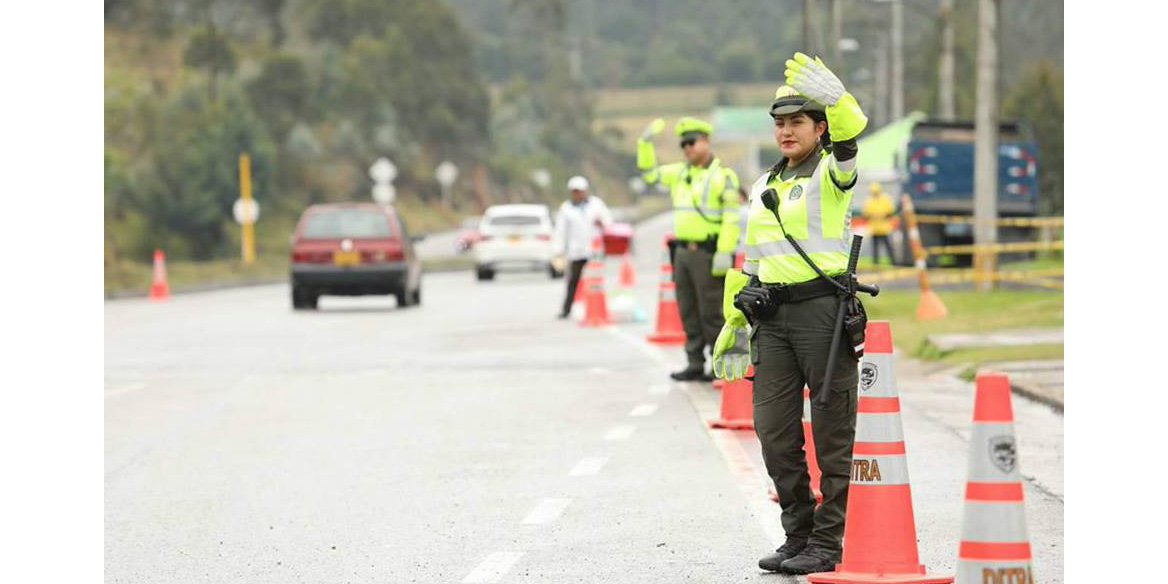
left=604, top=326, right=671, bottom=367
left=629, top=404, right=658, bottom=417
left=607, top=326, right=782, bottom=548
left=105, top=382, right=146, bottom=400
left=568, top=456, right=609, bottom=476
left=521, top=498, right=572, bottom=525
left=462, top=551, right=525, bottom=583
left=604, top=425, right=637, bottom=441
left=648, top=383, right=672, bottom=395
left=587, top=366, right=612, bottom=375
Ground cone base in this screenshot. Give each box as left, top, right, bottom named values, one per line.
left=707, top=419, right=754, bottom=430
left=808, top=569, right=953, bottom=584
left=712, top=378, right=726, bottom=389
left=646, top=332, right=686, bottom=344
left=915, top=289, right=948, bottom=320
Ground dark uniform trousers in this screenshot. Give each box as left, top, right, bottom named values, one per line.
left=672, top=246, right=725, bottom=368
left=752, top=294, right=859, bottom=551
left=560, top=259, right=589, bottom=317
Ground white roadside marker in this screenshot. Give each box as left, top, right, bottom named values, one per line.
left=521, top=498, right=572, bottom=525
left=568, top=456, right=609, bottom=476
left=462, top=551, right=525, bottom=583
left=629, top=404, right=658, bottom=417
left=604, top=425, right=637, bottom=441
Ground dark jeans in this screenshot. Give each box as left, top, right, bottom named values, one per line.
left=871, top=234, right=895, bottom=265
left=560, top=259, right=588, bottom=317
left=672, top=246, right=725, bottom=368
left=752, top=294, right=859, bottom=552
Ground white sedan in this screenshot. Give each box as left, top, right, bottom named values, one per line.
left=473, top=204, right=562, bottom=281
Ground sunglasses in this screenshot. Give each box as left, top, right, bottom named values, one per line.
left=679, top=138, right=697, bottom=149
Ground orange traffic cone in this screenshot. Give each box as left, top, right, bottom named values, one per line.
left=955, top=372, right=1033, bottom=584
left=708, top=366, right=754, bottom=430
left=808, top=320, right=953, bottom=584
left=767, top=387, right=823, bottom=505
left=580, top=236, right=610, bottom=326
left=901, top=194, right=948, bottom=320
left=149, top=249, right=171, bottom=301
left=619, top=253, right=636, bottom=287
left=647, top=235, right=686, bottom=344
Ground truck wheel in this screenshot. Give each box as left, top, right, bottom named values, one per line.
left=476, top=265, right=495, bottom=281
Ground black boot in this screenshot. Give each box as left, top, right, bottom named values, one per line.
left=780, top=545, right=840, bottom=575
left=670, top=364, right=706, bottom=381
left=758, top=538, right=807, bottom=572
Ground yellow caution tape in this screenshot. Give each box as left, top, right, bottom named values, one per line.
left=922, top=240, right=1063, bottom=255
left=913, top=214, right=1064, bottom=228
left=856, top=267, right=1064, bottom=288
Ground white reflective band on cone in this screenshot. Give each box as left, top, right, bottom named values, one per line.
left=967, top=423, right=1023, bottom=482
left=661, top=288, right=676, bottom=301
left=854, top=411, right=905, bottom=443
left=802, top=394, right=811, bottom=420
left=848, top=453, right=910, bottom=485
left=961, top=501, right=1031, bottom=542
left=956, top=560, right=1033, bottom=584
left=858, top=353, right=897, bottom=397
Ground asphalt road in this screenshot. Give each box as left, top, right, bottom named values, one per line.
left=106, top=212, right=1063, bottom=583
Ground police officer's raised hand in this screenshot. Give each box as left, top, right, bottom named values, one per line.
left=784, top=52, right=845, bottom=106
left=713, top=322, right=751, bottom=381
left=784, top=52, right=869, bottom=142
left=641, top=118, right=666, bottom=140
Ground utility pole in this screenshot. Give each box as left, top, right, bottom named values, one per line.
left=890, top=0, right=904, bottom=121
left=938, top=0, right=956, bottom=120
left=832, top=0, right=843, bottom=64
left=874, top=33, right=889, bottom=128
left=804, top=0, right=814, bottom=53
left=973, top=0, right=999, bottom=290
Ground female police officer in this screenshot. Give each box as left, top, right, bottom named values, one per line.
left=713, top=53, right=869, bottom=575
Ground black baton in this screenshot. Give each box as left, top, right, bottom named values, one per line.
left=816, top=235, right=864, bottom=410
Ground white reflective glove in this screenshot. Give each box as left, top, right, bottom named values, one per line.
left=641, top=117, right=666, bottom=140
left=784, top=52, right=846, bottom=106
left=712, top=322, right=751, bottom=381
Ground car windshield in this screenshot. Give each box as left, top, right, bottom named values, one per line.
left=488, top=215, right=543, bottom=227
left=302, top=208, right=393, bottom=238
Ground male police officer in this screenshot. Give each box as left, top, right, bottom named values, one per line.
left=638, top=117, right=741, bottom=381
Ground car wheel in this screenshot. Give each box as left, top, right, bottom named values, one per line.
left=395, top=287, right=412, bottom=308
left=475, top=265, right=495, bottom=281
left=293, top=286, right=318, bottom=310
left=411, top=285, right=422, bottom=306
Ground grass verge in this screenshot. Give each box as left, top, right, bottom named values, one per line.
left=863, top=288, right=1063, bottom=370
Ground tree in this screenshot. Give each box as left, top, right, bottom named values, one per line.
left=1004, top=61, right=1063, bottom=215
left=247, top=52, right=310, bottom=140
left=183, top=24, right=236, bottom=101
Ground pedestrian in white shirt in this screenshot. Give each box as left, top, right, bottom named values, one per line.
left=554, top=175, right=613, bottom=319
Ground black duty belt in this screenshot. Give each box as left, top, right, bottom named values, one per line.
left=672, top=238, right=718, bottom=253
left=762, top=275, right=849, bottom=304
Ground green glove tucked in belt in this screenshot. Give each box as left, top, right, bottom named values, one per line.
left=713, top=269, right=751, bottom=380
left=711, top=251, right=733, bottom=276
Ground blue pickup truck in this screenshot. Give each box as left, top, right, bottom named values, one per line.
left=899, top=120, right=1040, bottom=266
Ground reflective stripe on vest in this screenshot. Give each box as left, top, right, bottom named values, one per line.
left=748, top=154, right=851, bottom=284
left=672, top=159, right=725, bottom=222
